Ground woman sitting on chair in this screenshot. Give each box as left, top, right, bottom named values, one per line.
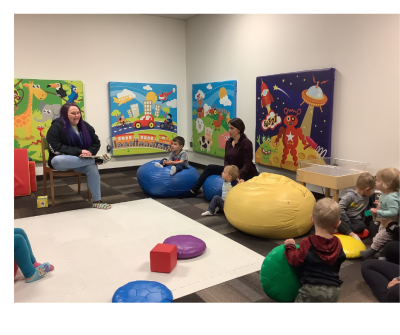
left=46, top=103, right=112, bottom=210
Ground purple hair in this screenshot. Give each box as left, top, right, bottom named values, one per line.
left=59, top=103, right=92, bottom=149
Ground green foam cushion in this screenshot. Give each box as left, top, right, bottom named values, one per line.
left=260, top=244, right=301, bottom=302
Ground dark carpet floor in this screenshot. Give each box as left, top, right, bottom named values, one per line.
left=14, top=164, right=379, bottom=303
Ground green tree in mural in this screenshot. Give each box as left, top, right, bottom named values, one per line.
left=162, top=106, right=170, bottom=118
left=111, top=109, right=121, bottom=122
left=192, top=109, right=197, bottom=120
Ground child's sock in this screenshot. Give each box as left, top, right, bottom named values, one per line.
left=25, top=263, right=50, bottom=283
left=155, top=162, right=163, bottom=168
left=351, top=234, right=362, bottom=242
left=202, top=211, right=214, bottom=216
left=360, top=247, right=378, bottom=259
left=33, top=261, right=54, bottom=271
left=170, top=166, right=176, bottom=175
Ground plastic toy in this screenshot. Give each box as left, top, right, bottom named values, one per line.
left=163, top=235, right=206, bottom=259
left=112, top=281, right=173, bottom=303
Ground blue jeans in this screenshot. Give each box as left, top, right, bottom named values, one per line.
left=14, top=228, right=36, bottom=278
left=51, top=155, right=101, bottom=201
left=160, top=159, right=188, bottom=174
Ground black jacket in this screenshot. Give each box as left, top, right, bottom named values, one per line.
left=46, top=118, right=100, bottom=169
left=285, top=235, right=346, bottom=287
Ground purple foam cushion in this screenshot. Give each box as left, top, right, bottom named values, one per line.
left=163, top=235, right=206, bottom=259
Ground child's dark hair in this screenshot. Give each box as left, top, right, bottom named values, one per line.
left=172, top=136, right=185, bottom=147
left=167, top=113, right=172, bottom=118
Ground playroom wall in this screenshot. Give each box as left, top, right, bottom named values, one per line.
left=14, top=14, right=188, bottom=176
left=185, top=14, right=399, bottom=193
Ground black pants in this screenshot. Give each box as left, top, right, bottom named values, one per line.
left=191, top=164, right=256, bottom=193
left=208, top=195, right=224, bottom=213
left=160, top=159, right=188, bottom=173
left=361, top=259, right=400, bottom=302
left=383, top=241, right=400, bottom=265
left=337, top=215, right=366, bottom=235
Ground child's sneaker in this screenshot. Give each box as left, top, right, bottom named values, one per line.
left=170, top=166, right=176, bottom=175
left=25, top=263, right=50, bottom=283
left=92, top=200, right=112, bottom=210
left=155, top=162, right=163, bottom=168
left=202, top=211, right=214, bottom=216
left=360, top=247, right=378, bottom=259
left=356, top=229, right=369, bottom=240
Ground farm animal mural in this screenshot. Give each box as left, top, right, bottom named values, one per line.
left=14, top=78, right=84, bottom=162
left=192, top=80, right=237, bottom=158
left=255, top=68, right=335, bottom=172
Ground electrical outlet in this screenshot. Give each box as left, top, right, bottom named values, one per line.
left=190, top=141, right=193, bottom=147
left=107, top=145, right=111, bottom=153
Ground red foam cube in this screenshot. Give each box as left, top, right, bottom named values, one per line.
left=29, top=161, right=37, bottom=193
left=150, top=243, right=177, bottom=273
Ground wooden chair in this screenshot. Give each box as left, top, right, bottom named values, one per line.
left=41, top=137, right=91, bottom=206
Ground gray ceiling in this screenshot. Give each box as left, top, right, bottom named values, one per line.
left=147, top=14, right=197, bottom=21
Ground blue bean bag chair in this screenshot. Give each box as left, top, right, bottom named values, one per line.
left=137, top=160, right=200, bottom=198
left=203, top=175, right=224, bottom=201
left=112, top=280, right=173, bottom=303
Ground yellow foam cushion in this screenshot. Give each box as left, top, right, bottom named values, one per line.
left=224, top=173, right=315, bottom=239
left=334, top=234, right=366, bottom=259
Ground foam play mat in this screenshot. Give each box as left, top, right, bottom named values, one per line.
left=14, top=199, right=264, bottom=302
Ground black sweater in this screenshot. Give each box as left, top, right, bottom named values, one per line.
left=46, top=118, right=100, bottom=169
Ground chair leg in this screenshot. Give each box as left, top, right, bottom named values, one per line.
left=78, top=174, right=81, bottom=194
left=43, top=172, right=47, bottom=195
left=88, top=188, right=92, bottom=202
left=50, top=171, right=55, bottom=207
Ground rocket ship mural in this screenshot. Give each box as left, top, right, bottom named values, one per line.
left=260, top=79, right=274, bottom=112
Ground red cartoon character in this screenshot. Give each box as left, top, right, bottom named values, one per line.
left=274, top=108, right=307, bottom=167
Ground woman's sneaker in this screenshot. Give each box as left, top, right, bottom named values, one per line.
left=92, top=200, right=112, bottom=210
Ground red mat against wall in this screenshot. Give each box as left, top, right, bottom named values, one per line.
left=14, top=149, right=31, bottom=197
left=29, top=161, right=37, bottom=192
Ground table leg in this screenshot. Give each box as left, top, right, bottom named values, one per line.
left=325, top=187, right=331, bottom=198
left=333, top=189, right=339, bottom=202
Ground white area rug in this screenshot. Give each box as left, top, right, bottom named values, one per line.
left=14, top=199, right=264, bottom=302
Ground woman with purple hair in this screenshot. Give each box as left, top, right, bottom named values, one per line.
left=46, top=103, right=112, bottom=209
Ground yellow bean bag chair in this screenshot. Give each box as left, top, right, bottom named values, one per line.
left=225, top=173, right=315, bottom=239
left=334, top=234, right=366, bottom=259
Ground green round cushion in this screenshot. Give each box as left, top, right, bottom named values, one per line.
left=260, top=244, right=301, bottom=302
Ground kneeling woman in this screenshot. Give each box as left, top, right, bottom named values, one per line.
left=46, top=103, right=112, bottom=209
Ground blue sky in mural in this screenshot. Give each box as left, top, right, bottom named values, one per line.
left=192, top=80, right=236, bottom=115
left=109, top=82, right=177, bottom=123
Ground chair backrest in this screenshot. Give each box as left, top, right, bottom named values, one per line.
left=41, top=137, right=48, bottom=168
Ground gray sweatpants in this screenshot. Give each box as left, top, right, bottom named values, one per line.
left=338, top=214, right=366, bottom=235
left=371, top=223, right=397, bottom=251
left=208, top=195, right=224, bottom=214
left=295, top=284, right=341, bottom=302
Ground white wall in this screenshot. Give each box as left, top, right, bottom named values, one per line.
left=14, top=14, right=187, bottom=176
left=15, top=14, right=400, bottom=191
left=185, top=14, right=400, bottom=192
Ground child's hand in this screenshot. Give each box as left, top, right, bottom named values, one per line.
left=374, top=200, right=379, bottom=206
left=238, top=179, right=245, bottom=184
left=387, top=278, right=400, bottom=289
left=370, top=208, right=378, bottom=215
left=163, top=160, right=170, bottom=166
left=284, top=238, right=295, bottom=245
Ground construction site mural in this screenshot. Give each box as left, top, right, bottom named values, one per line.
left=192, top=80, right=237, bottom=158
left=255, top=68, right=335, bottom=172
left=14, top=78, right=84, bottom=162
left=109, top=82, right=177, bottom=156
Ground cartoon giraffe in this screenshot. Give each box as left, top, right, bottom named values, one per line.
left=14, top=82, right=47, bottom=140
